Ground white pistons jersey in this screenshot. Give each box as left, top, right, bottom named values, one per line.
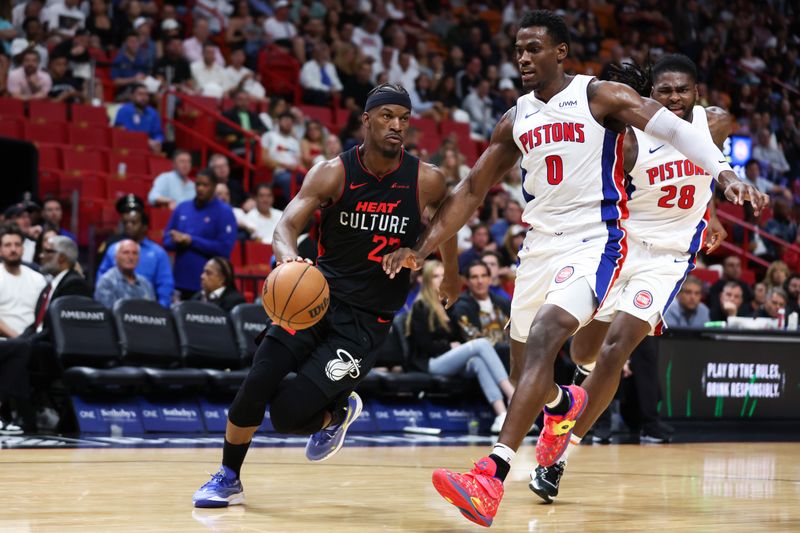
left=512, top=74, right=627, bottom=233
left=626, top=105, right=714, bottom=254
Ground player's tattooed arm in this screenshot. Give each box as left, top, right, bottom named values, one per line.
left=273, top=158, right=344, bottom=264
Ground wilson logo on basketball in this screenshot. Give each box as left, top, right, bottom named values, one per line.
left=325, top=349, right=361, bottom=381
left=308, top=296, right=330, bottom=319
left=555, top=266, right=574, bottom=283
left=634, top=290, right=653, bottom=309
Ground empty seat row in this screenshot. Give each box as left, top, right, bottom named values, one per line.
left=50, top=297, right=268, bottom=393
left=0, top=97, right=108, bottom=125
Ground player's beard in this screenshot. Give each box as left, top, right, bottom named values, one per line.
left=382, top=145, right=401, bottom=159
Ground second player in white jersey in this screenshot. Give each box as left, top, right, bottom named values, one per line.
left=625, top=105, right=715, bottom=254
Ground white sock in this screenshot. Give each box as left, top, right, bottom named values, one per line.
left=578, top=362, right=596, bottom=374
left=491, top=443, right=516, bottom=464
left=545, top=386, right=564, bottom=409
left=561, top=435, right=582, bottom=462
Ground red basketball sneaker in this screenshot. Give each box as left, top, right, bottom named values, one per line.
left=431, top=457, right=504, bottom=527
left=536, top=385, right=588, bottom=467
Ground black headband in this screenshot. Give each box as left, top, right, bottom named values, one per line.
left=365, top=90, right=412, bottom=112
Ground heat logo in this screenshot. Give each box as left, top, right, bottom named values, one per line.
left=325, top=349, right=361, bottom=381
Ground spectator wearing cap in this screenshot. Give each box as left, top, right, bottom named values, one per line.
left=41, top=197, right=76, bottom=242
left=3, top=204, right=40, bottom=263
left=164, top=171, right=237, bottom=300
left=154, top=36, right=194, bottom=93
left=111, top=32, right=151, bottom=93
left=147, top=150, right=195, bottom=208
left=183, top=18, right=224, bottom=66
left=191, top=41, right=228, bottom=98
left=47, top=53, right=85, bottom=103
left=133, top=17, right=157, bottom=73
left=262, top=1, right=296, bottom=44
left=260, top=111, right=301, bottom=200
left=113, top=83, right=164, bottom=154
left=7, top=49, right=51, bottom=100
left=44, top=0, right=86, bottom=38
left=97, top=208, right=174, bottom=308
left=9, top=17, right=48, bottom=69
left=94, top=239, right=156, bottom=309
left=299, top=41, right=342, bottom=106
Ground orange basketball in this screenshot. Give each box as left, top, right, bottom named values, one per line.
left=262, top=261, right=330, bottom=330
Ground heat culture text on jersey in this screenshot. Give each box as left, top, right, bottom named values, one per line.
left=338, top=200, right=411, bottom=234
left=317, top=146, right=422, bottom=315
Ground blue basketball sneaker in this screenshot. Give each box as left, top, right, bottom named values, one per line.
left=193, top=465, right=245, bottom=508
left=305, top=392, right=363, bottom=462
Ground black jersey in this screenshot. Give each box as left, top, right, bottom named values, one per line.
left=317, top=146, right=423, bottom=315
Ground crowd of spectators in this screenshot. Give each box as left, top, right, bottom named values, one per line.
left=2, top=0, right=800, bottom=435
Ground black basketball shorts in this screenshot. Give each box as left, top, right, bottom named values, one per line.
left=264, top=297, right=392, bottom=400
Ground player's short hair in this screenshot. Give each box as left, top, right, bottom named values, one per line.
left=519, top=10, right=570, bottom=48
left=652, top=54, right=698, bottom=85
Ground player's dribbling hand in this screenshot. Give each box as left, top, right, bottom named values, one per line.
left=705, top=215, right=728, bottom=253
left=276, top=256, right=313, bottom=266
left=382, top=248, right=424, bottom=279
left=439, top=273, right=461, bottom=310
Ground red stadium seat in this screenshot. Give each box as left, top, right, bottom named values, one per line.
left=244, top=241, right=273, bottom=266
left=110, top=151, right=149, bottom=175
left=37, top=144, right=62, bottom=170
left=71, top=104, right=109, bottom=126
left=68, top=124, right=111, bottom=148
left=29, top=100, right=68, bottom=122
left=38, top=169, right=63, bottom=197
left=111, top=129, right=150, bottom=151
left=230, top=240, right=244, bottom=268
left=0, top=97, right=25, bottom=118
left=60, top=174, right=107, bottom=199
left=148, top=208, right=173, bottom=232
left=62, top=147, right=108, bottom=173
left=0, top=117, right=23, bottom=139
left=24, top=121, right=68, bottom=144
left=148, top=156, right=174, bottom=176
left=691, top=268, right=720, bottom=286
left=441, top=120, right=475, bottom=163
left=298, top=105, right=336, bottom=131
left=106, top=177, right=150, bottom=201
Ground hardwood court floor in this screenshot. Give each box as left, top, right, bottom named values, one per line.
left=2, top=442, right=798, bottom=532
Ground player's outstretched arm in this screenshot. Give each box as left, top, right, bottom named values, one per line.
left=382, top=107, right=521, bottom=277
left=272, top=158, right=343, bottom=263
left=591, top=81, right=769, bottom=214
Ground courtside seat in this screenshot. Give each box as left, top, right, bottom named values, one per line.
left=172, top=301, right=242, bottom=370
left=113, top=299, right=208, bottom=390
left=201, top=368, right=250, bottom=392
left=50, top=296, right=147, bottom=392
left=374, top=314, right=435, bottom=395
left=430, top=375, right=477, bottom=397
left=229, top=303, right=269, bottom=366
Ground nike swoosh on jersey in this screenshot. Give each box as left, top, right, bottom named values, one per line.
left=649, top=145, right=665, bottom=154
left=525, top=110, right=541, bottom=118
left=349, top=182, right=368, bottom=190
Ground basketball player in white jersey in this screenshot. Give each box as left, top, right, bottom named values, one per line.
left=383, top=10, right=766, bottom=527
left=527, top=54, right=754, bottom=503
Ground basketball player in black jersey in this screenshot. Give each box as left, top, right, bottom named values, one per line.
left=193, top=84, right=460, bottom=508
